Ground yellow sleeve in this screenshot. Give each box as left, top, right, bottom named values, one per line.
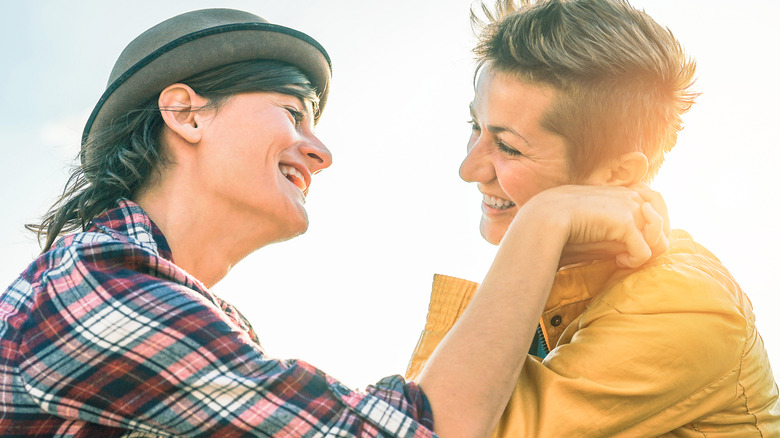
left=405, top=274, right=478, bottom=381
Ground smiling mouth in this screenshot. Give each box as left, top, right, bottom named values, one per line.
left=279, top=164, right=307, bottom=192
left=483, top=194, right=515, bottom=210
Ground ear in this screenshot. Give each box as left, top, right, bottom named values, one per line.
left=158, top=83, right=208, bottom=144
left=591, top=151, right=649, bottom=187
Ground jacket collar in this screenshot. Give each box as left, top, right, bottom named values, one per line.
left=539, top=230, right=702, bottom=349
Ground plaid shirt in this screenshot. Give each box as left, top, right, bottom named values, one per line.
left=0, top=200, right=436, bottom=437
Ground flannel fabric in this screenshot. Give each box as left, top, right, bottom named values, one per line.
left=0, top=200, right=436, bottom=437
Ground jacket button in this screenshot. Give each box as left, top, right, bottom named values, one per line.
left=550, top=315, right=563, bottom=327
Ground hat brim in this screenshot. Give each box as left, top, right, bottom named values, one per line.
left=82, top=22, right=331, bottom=145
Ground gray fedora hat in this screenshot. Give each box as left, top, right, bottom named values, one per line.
left=82, top=8, right=331, bottom=145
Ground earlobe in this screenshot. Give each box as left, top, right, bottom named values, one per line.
left=606, top=151, right=649, bottom=186
left=158, top=84, right=206, bottom=144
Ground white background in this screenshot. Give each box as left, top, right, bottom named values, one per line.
left=1, top=0, right=778, bottom=390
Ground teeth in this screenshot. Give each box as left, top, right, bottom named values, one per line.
left=279, top=164, right=307, bottom=191
left=483, top=194, right=515, bottom=209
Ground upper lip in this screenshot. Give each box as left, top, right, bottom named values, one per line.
left=280, top=161, right=312, bottom=194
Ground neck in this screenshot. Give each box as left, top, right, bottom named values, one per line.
left=134, top=178, right=279, bottom=288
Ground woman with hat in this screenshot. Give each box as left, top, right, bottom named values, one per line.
left=0, top=8, right=666, bottom=436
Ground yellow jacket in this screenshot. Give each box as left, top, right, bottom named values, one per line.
left=407, top=231, right=780, bottom=436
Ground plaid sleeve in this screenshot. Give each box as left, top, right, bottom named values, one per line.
left=16, top=242, right=436, bottom=437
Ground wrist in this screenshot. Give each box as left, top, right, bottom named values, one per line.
left=506, top=193, right=570, bottom=251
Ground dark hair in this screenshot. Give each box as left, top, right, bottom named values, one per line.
left=28, top=60, right=319, bottom=252
left=473, top=0, right=698, bottom=181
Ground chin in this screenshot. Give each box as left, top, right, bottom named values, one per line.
left=285, top=213, right=310, bottom=240
left=479, top=219, right=507, bottom=246
left=269, top=221, right=308, bottom=245
left=295, top=205, right=310, bottom=230
left=264, top=206, right=309, bottom=244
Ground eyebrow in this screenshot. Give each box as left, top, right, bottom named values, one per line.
left=289, top=97, right=312, bottom=117
left=469, top=104, right=533, bottom=149
left=298, top=97, right=315, bottom=118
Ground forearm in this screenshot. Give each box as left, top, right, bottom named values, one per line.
left=415, top=185, right=663, bottom=437
left=417, top=207, right=567, bottom=437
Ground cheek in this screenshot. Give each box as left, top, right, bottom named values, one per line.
left=199, top=144, right=275, bottom=197
left=497, top=163, right=571, bottom=203
left=495, top=166, right=540, bottom=202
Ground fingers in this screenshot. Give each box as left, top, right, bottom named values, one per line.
left=539, top=184, right=668, bottom=269
left=631, top=184, right=670, bottom=235
left=641, top=202, right=662, bottom=247
left=615, top=194, right=651, bottom=269
left=616, top=227, right=652, bottom=269
left=617, top=199, right=668, bottom=269
left=642, top=202, right=670, bottom=256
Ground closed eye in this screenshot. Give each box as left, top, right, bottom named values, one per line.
left=471, top=119, right=522, bottom=156
left=497, top=139, right=523, bottom=156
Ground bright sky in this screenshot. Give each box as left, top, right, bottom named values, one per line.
left=1, top=0, right=778, bottom=390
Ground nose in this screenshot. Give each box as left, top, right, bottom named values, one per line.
left=459, top=136, right=492, bottom=183
left=302, top=134, right=333, bottom=173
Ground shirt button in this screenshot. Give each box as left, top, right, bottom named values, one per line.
left=550, top=315, right=563, bottom=327
left=332, top=383, right=350, bottom=395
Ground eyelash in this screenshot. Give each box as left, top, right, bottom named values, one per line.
left=286, top=107, right=304, bottom=127
left=468, top=120, right=523, bottom=157
left=496, top=140, right=522, bottom=156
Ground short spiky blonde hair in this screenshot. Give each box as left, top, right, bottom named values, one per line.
left=473, top=0, right=698, bottom=181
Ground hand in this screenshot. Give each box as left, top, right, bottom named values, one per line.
left=519, top=185, right=669, bottom=269
left=631, top=182, right=671, bottom=256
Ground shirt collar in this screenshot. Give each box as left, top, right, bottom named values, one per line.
left=88, top=198, right=174, bottom=261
